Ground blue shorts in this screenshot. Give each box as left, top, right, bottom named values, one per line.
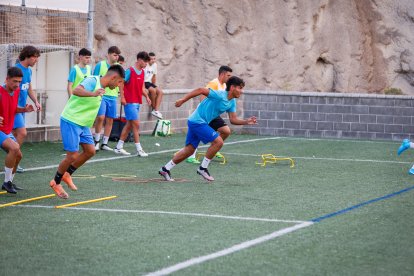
left=185, top=121, right=219, bottom=149
left=13, top=113, right=25, bottom=129
left=0, top=131, right=16, bottom=148
left=60, top=118, right=94, bottom=152
left=97, top=96, right=117, bottom=118
left=124, top=103, right=140, bottom=121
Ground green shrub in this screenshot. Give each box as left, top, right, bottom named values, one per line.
left=384, top=87, right=403, bottom=95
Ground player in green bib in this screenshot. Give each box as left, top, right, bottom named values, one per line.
left=67, top=48, right=92, bottom=98
left=93, top=46, right=122, bottom=152
left=49, top=64, right=125, bottom=199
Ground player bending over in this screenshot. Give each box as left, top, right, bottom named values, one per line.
left=159, top=76, right=257, bottom=182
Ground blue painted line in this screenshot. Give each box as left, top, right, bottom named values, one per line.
left=311, top=185, right=414, bottom=223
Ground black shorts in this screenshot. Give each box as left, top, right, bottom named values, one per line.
left=145, top=82, right=157, bottom=89
left=208, top=116, right=227, bottom=131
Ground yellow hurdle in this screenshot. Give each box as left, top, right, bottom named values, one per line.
left=55, top=195, right=117, bottom=209
left=256, top=154, right=295, bottom=168
left=196, top=151, right=226, bottom=165
left=0, top=191, right=7, bottom=195
left=0, top=194, right=55, bottom=208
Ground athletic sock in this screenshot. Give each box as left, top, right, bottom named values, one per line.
left=4, top=167, right=13, bottom=183
left=94, top=133, right=101, bottom=143
left=201, top=157, right=211, bottom=169
left=54, top=171, right=64, bottom=184
left=135, top=143, right=142, bottom=151
left=165, top=160, right=176, bottom=171
left=11, top=173, right=15, bottom=182
left=66, top=165, right=78, bottom=176
left=103, top=136, right=109, bottom=145
left=189, top=149, right=197, bottom=159
left=410, top=142, right=414, bottom=149
left=116, top=140, right=125, bottom=149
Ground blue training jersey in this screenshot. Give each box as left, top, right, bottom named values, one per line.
left=188, top=89, right=237, bottom=124
left=15, top=62, right=32, bottom=107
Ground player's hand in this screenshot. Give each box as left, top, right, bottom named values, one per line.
left=94, top=88, right=105, bottom=97
left=0, top=116, right=3, bottom=127
left=25, top=104, right=35, bottom=113
left=146, top=96, right=152, bottom=105
left=35, top=101, right=42, bottom=111
left=246, top=116, right=257, bottom=125
left=121, top=97, right=126, bottom=105
left=175, top=98, right=185, bottom=107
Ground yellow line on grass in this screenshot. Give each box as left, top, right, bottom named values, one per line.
left=55, top=196, right=117, bottom=209
left=0, top=194, right=55, bottom=208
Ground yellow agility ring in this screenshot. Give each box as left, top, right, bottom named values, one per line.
left=71, top=175, right=96, bottom=179
left=196, top=151, right=226, bottom=165
left=101, top=174, right=137, bottom=179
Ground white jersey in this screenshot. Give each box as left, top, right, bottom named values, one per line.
left=144, top=63, right=157, bottom=83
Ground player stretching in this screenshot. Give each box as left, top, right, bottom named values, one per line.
left=50, top=65, right=125, bottom=199
left=159, top=76, right=257, bottom=181
left=114, top=51, right=151, bottom=156
left=1, top=67, right=34, bottom=193
left=397, top=139, right=414, bottom=174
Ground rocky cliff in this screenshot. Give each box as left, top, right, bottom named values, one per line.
left=94, top=0, right=414, bottom=94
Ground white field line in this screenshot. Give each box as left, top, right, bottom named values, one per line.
left=0, top=137, right=282, bottom=175
left=223, top=152, right=412, bottom=164
left=144, top=221, right=314, bottom=276
left=16, top=204, right=306, bottom=223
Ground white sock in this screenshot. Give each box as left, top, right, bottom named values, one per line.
left=11, top=173, right=15, bottom=182
left=94, top=133, right=101, bottom=142
left=135, top=143, right=142, bottom=151
left=116, top=140, right=124, bottom=149
left=189, top=149, right=197, bottom=159
left=4, top=167, right=13, bottom=183
left=165, top=160, right=176, bottom=171
left=103, top=136, right=109, bottom=145
left=410, top=142, right=414, bottom=149
left=201, top=157, right=211, bottom=169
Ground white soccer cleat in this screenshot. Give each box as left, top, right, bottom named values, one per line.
left=197, top=167, right=214, bottom=181
left=114, top=148, right=131, bottom=156
left=100, top=144, right=113, bottom=151
left=94, top=142, right=100, bottom=151
left=159, top=167, right=174, bottom=181
left=151, top=110, right=163, bottom=119
left=137, top=149, right=148, bottom=157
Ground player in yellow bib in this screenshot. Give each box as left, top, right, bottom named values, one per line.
left=67, top=48, right=92, bottom=98
left=49, top=65, right=125, bottom=199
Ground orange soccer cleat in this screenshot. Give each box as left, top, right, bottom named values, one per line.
left=49, top=180, right=69, bottom=199
left=62, top=172, right=77, bottom=191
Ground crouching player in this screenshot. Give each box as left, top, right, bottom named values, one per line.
left=1, top=67, right=34, bottom=193
left=159, top=76, right=257, bottom=181
left=50, top=65, right=125, bottom=199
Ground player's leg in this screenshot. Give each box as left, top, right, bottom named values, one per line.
left=115, top=103, right=137, bottom=156
left=209, top=117, right=229, bottom=159
left=100, top=117, right=114, bottom=151
left=12, top=113, right=26, bottom=172
left=94, top=98, right=108, bottom=150
left=194, top=123, right=221, bottom=181
left=131, top=119, right=147, bottom=157
left=149, top=84, right=163, bottom=119
left=148, top=86, right=157, bottom=110
left=1, top=134, right=21, bottom=193
left=398, top=139, right=414, bottom=155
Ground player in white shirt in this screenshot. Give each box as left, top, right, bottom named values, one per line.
left=145, top=52, right=164, bottom=119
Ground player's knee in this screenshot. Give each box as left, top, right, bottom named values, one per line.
left=16, top=149, right=23, bottom=160
left=213, top=137, right=224, bottom=148
left=220, top=127, right=231, bottom=137
left=157, top=88, right=163, bottom=96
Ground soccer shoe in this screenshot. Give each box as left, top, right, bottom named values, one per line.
left=409, top=168, right=414, bottom=175
left=186, top=157, right=201, bottom=164
left=49, top=180, right=69, bottom=199
left=159, top=167, right=174, bottom=181
left=12, top=183, right=24, bottom=190
left=215, top=152, right=224, bottom=159
left=197, top=167, right=214, bottom=181
left=100, top=144, right=113, bottom=151
left=94, top=141, right=100, bottom=151
left=62, top=172, right=77, bottom=191
left=2, top=181, right=17, bottom=194
left=16, top=165, right=24, bottom=173
left=397, top=139, right=411, bottom=155
left=114, top=148, right=131, bottom=156
left=151, top=110, right=163, bottom=119
left=137, top=149, right=148, bottom=157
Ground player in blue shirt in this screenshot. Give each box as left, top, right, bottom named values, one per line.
left=159, top=76, right=257, bottom=182
left=67, top=48, right=92, bottom=97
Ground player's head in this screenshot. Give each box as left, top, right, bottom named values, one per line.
left=226, top=76, right=245, bottom=98
left=5, top=66, right=23, bottom=92
left=78, top=48, right=92, bottom=65
left=218, top=65, right=232, bottom=84
left=136, top=51, right=150, bottom=68
left=18, top=45, right=40, bottom=66
left=148, top=52, right=156, bottom=65
left=104, top=64, right=125, bottom=89
left=118, top=55, right=125, bottom=65
left=107, top=46, right=121, bottom=64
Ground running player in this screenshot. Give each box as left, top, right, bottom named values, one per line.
left=50, top=65, right=125, bottom=199
left=93, top=46, right=122, bottom=151
left=114, top=52, right=151, bottom=157
left=187, top=65, right=233, bottom=164
left=13, top=45, right=41, bottom=173
left=159, top=76, right=257, bottom=181
left=145, top=52, right=164, bottom=119
left=1, top=67, right=34, bottom=193
left=397, top=139, right=414, bottom=174
left=67, top=48, right=92, bottom=97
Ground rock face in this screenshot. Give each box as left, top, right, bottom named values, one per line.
left=94, top=0, right=414, bottom=94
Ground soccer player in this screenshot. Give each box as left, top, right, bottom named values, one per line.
left=13, top=45, right=42, bottom=173
left=50, top=65, right=125, bottom=199
left=67, top=48, right=92, bottom=97
left=93, top=46, right=122, bottom=151
left=118, top=55, right=126, bottom=67
left=187, top=65, right=233, bottom=164
left=159, top=76, right=257, bottom=181
left=144, top=52, right=164, bottom=119
left=397, top=139, right=414, bottom=174
left=114, top=52, right=151, bottom=157
left=1, top=67, right=34, bottom=193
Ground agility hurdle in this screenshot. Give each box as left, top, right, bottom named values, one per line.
left=55, top=196, right=117, bottom=209
left=0, top=194, right=55, bottom=208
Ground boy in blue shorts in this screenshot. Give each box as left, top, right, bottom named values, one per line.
left=159, top=76, right=257, bottom=182
left=67, top=48, right=92, bottom=97
left=50, top=65, right=125, bottom=199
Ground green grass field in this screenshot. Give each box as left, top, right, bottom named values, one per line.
left=1, top=134, right=414, bottom=275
